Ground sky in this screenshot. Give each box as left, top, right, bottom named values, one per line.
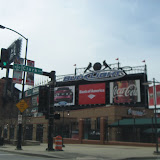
left=0, top=0, right=160, bottom=90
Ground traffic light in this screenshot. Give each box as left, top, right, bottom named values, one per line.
left=38, top=86, right=49, bottom=113
left=49, top=71, right=56, bottom=81
left=44, top=107, right=55, bottom=119
left=54, top=113, right=60, bottom=120
left=50, top=107, right=54, bottom=115
left=1, top=48, right=9, bottom=68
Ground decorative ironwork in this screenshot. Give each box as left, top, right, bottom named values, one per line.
left=56, top=62, right=147, bottom=82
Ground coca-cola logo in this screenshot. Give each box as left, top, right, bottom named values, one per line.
left=113, top=84, right=138, bottom=98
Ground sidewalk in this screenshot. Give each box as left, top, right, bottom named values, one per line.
left=0, top=143, right=160, bottom=160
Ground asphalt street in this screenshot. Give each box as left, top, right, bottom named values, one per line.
left=1, top=144, right=160, bottom=160
left=0, top=151, right=53, bottom=160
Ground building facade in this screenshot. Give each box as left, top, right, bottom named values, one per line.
left=0, top=62, right=158, bottom=145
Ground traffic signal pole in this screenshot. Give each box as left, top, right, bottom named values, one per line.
left=0, top=25, right=28, bottom=150
left=3, top=64, right=9, bottom=98
left=47, top=71, right=55, bottom=151
left=17, top=38, right=28, bottom=151
left=0, top=51, right=56, bottom=151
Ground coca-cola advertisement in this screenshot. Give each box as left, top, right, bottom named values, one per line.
left=110, top=80, right=141, bottom=104
left=79, top=83, right=105, bottom=105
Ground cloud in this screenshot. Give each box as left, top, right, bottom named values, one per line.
left=1, top=0, right=160, bottom=85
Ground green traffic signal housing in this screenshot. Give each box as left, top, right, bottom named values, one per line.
left=1, top=48, right=9, bottom=68
left=3, top=62, right=7, bottom=66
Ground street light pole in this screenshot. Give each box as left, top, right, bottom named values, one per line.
left=62, top=108, right=65, bottom=147
left=0, top=25, right=28, bottom=150
left=143, top=78, right=160, bottom=154
left=153, top=78, right=159, bottom=154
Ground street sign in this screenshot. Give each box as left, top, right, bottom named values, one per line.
left=13, top=63, right=22, bottom=71
left=18, top=115, right=22, bottom=124
left=16, top=99, right=28, bottom=113
left=13, top=64, right=43, bottom=75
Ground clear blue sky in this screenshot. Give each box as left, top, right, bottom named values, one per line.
left=0, top=0, right=160, bottom=89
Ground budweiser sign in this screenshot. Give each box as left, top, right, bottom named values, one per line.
left=110, top=80, right=141, bottom=104
left=63, top=70, right=125, bottom=82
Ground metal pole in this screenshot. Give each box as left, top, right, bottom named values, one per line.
left=16, top=38, right=28, bottom=150
left=0, top=25, right=28, bottom=150
left=62, top=108, right=65, bottom=147
left=117, top=61, right=120, bottom=69
left=3, top=65, right=9, bottom=99
left=153, top=78, right=159, bottom=153
left=47, top=85, right=54, bottom=151
left=74, top=67, right=76, bottom=75
left=22, top=39, right=28, bottom=98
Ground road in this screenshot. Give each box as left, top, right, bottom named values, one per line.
left=1, top=144, right=160, bottom=160
left=1, top=150, right=160, bottom=160
left=0, top=151, right=52, bottom=160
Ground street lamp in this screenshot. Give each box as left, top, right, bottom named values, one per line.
left=0, top=25, right=28, bottom=150
left=62, top=108, right=65, bottom=147
left=143, top=78, right=160, bottom=154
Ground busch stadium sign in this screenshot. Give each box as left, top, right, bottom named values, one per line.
left=63, top=70, right=126, bottom=82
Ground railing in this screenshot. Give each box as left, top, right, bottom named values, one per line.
left=56, top=63, right=147, bottom=82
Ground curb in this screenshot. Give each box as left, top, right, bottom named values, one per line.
left=0, top=149, right=64, bottom=159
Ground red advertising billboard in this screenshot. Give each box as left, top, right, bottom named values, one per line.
left=26, top=60, right=34, bottom=86
left=110, top=80, right=141, bottom=104
left=13, top=58, right=24, bottom=84
left=149, top=85, right=160, bottom=108
left=149, top=86, right=154, bottom=106
left=79, top=83, right=105, bottom=105
left=156, top=85, right=160, bottom=106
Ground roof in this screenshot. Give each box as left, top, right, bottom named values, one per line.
left=109, top=118, right=160, bottom=127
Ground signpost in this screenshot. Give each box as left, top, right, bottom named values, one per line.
left=13, top=64, right=43, bottom=75
left=58, top=101, right=67, bottom=147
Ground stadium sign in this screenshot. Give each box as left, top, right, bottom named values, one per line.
left=63, top=70, right=126, bottom=82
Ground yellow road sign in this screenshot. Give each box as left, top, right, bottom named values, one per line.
left=16, top=99, right=28, bottom=113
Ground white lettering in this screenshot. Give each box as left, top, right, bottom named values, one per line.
left=113, top=84, right=137, bottom=98
left=63, top=70, right=125, bottom=82
left=79, top=89, right=105, bottom=94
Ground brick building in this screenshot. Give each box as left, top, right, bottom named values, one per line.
left=0, top=63, right=158, bottom=144
left=0, top=78, right=20, bottom=141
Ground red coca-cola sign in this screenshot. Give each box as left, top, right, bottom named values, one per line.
left=110, top=80, right=141, bottom=104
left=79, top=83, right=105, bottom=105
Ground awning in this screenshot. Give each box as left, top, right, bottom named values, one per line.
left=143, top=128, right=160, bottom=134
left=109, top=118, right=160, bottom=127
